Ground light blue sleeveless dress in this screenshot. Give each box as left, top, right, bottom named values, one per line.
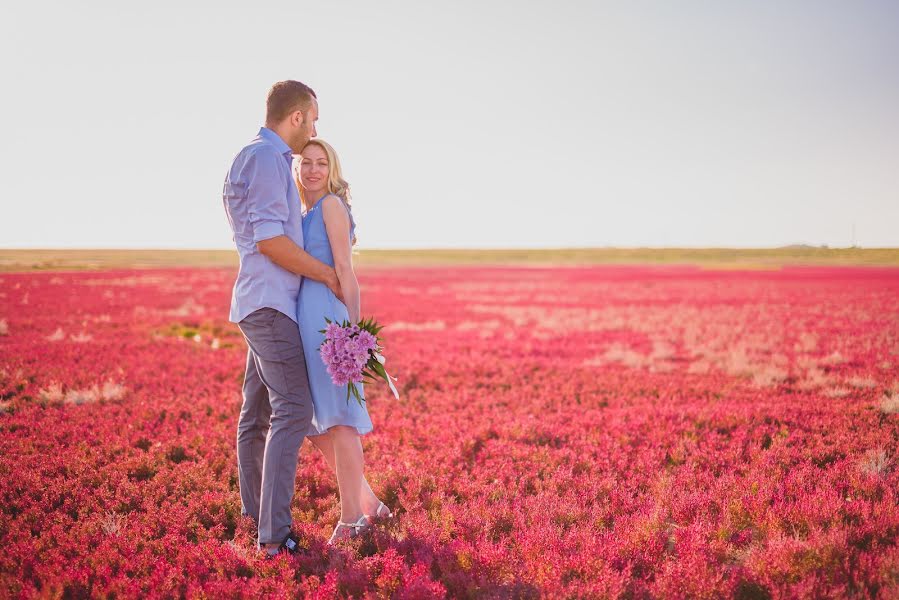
left=297, top=193, right=373, bottom=437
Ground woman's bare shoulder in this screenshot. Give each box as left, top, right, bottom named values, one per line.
left=321, top=194, right=351, bottom=218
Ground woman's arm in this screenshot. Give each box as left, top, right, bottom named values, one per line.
left=321, top=195, right=361, bottom=323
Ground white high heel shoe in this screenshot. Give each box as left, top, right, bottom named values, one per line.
left=369, top=501, right=394, bottom=519
left=327, top=514, right=371, bottom=545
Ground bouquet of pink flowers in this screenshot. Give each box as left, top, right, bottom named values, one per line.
left=319, top=316, right=399, bottom=406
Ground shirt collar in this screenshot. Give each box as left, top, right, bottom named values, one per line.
left=258, top=127, right=293, bottom=157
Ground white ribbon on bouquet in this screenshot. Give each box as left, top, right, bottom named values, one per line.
left=374, top=351, right=400, bottom=399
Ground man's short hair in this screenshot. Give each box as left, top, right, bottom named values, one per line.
left=266, top=80, right=317, bottom=125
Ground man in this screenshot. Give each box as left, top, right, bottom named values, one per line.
left=222, top=80, right=340, bottom=557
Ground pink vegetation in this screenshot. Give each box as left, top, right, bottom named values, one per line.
left=1, top=265, right=898, bottom=598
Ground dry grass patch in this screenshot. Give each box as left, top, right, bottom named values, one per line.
left=881, top=391, right=899, bottom=415
left=859, top=449, right=890, bottom=476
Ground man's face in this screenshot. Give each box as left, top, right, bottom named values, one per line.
left=290, top=98, right=318, bottom=152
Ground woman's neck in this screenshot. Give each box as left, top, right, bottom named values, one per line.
left=303, top=189, right=328, bottom=212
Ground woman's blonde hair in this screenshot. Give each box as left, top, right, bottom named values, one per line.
left=293, top=138, right=357, bottom=245
left=294, top=139, right=352, bottom=210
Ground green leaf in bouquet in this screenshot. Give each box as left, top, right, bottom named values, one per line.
left=349, top=382, right=365, bottom=407
left=369, top=361, right=389, bottom=381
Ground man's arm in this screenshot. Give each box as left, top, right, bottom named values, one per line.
left=257, top=236, right=342, bottom=299
left=243, top=148, right=343, bottom=299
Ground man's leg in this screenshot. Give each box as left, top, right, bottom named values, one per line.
left=236, top=348, right=271, bottom=522
left=238, top=308, right=313, bottom=547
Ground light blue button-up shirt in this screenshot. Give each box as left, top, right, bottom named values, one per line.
left=223, top=127, right=304, bottom=324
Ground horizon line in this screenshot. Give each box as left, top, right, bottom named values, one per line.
left=2, top=245, right=895, bottom=252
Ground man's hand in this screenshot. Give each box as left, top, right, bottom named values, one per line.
left=257, top=235, right=339, bottom=287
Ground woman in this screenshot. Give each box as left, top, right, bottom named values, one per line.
left=293, top=139, right=393, bottom=545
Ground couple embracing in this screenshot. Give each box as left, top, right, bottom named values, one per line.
left=222, top=80, right=391, bottom=557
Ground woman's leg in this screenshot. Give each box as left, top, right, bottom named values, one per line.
left=307, top=432, right=385, bottom=515
left=307, top=433, right=337, bottom=470
left=328, top=425, right=365, bottom=522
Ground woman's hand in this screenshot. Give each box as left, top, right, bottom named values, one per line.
left=326, top=269, right=345, bottom=305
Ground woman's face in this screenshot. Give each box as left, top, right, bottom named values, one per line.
left=299, top=144, right=329, bottom=198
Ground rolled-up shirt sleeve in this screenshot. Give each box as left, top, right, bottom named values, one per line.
left=244, top=148, right=289, bottom=243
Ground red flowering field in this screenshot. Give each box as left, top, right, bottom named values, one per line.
left=1, top=265, right=898, bottom=598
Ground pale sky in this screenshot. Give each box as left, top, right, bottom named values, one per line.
left=2, top=1, right=897, bottom=249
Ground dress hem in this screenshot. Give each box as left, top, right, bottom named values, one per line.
left=307, top=423, right=373, bottom=437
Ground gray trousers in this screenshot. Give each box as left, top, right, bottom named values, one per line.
left=236, top=308, right=313, bottom=545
